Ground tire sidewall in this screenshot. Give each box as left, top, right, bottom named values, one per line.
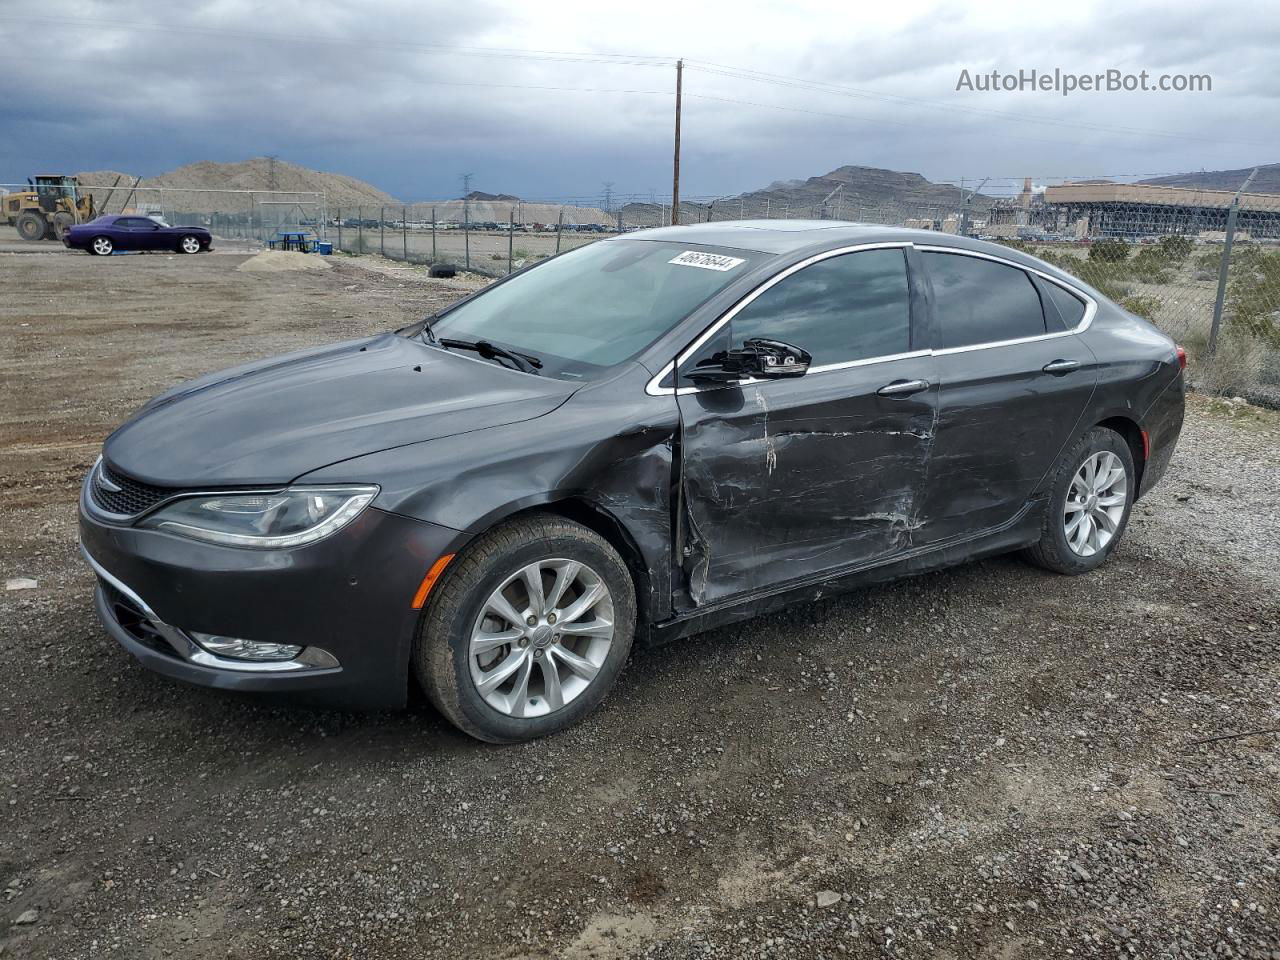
left=425, top=530, right=635, bottom=742
left=1044, top=427, right=1136, bottom=573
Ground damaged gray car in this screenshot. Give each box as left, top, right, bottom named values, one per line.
left=80, top=221, right=1185, bottom=742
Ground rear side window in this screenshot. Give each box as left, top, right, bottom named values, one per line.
left=1042, top=280, right=1087, bottom=330
left=924, top=252, right=1046, bottom=348
left=727, top=248, right=912, bottom=365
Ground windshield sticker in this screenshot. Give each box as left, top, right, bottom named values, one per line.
left=668, top=250, right=746, bottom=272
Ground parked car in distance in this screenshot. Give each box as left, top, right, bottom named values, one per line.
left=64, top=215, right=213, bottom=256
left=79, top=221, right=1185, bottom=743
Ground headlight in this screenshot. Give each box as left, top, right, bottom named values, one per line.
left=140, top=486, right=378, bottom=548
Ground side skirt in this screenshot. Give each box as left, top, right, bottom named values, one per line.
left=642, top=499, right=1045, bottom=646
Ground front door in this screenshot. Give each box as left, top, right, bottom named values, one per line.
left=675, top=245, right=937, bottom=608
left=914, top=249, right=1099, bottom=544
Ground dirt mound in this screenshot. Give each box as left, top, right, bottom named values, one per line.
left=236, top=250, right=331, bottom=273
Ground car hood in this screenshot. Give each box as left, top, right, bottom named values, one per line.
left=103, top=333, right=578, bottom=487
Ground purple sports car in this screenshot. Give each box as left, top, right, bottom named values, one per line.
left=64, top=215, right=213, bottom=256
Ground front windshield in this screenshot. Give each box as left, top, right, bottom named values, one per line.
left=431, top=239, right=767, bottom=378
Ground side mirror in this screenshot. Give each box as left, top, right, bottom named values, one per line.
left=688, top=338, right=811, bottom=383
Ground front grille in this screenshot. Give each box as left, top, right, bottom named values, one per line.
left=90, top=462, right=177, bottom=518
left=99, top=580, right=177, bottom=657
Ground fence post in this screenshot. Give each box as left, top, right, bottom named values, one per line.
left=555, top=208, right=564, bottom=254
left=431, top=206, right=436, bottom=262
left=464, top=201, right=470, bottom=271
left=1208, top=201, right=1240, bottom=358
left=402, top=205, right=408, bottom=261
left=507, top=208, right=515, bottom=274
left=380, top=206, right=385, bottom=257
left=357, top=207, right=363, bottom=254
left=336, top=207, right=342, bottom=250
left=617, top=209, right=623, bottom=233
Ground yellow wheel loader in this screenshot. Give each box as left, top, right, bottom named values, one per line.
left=3, top=175, right=96, bottom=241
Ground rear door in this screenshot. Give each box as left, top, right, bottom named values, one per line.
left=914, top=248, right=1098, bottom=545
left=674, top=244, right=937, bottom=607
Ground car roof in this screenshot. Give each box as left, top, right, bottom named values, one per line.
left=619, top=219, right=1091, bottom=290
left=622, top=219, right=1013, bottom=257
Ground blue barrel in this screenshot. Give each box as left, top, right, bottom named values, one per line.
left=316, top=241, right=333, bottom=255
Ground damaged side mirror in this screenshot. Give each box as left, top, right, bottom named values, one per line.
left=687, top=338, right=811, bottom=384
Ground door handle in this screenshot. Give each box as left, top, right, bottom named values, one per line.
left=877, top=378, right=930, bottom=397
left=1042, top=359, right=1081, bottom=375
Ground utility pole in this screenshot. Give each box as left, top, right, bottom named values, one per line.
left=267, top=155, right=278, bottom=191
left=602, top=181, right=614, bottom=213
left=671, top=58, right=683, bottom=226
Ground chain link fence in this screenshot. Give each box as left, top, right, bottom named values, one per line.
left=12, top=172, right=1274, bottom=401
left=325, top=180, right=1280, bottom=403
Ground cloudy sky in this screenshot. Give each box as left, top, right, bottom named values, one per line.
left=1, top=0, right=1276, bottom=202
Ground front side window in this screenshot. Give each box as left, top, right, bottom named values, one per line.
left=924, top=252, right=1047, bottom=348
left=725, top=248, right=912, bottom=365
left=430, top=240, right=768, bottom=378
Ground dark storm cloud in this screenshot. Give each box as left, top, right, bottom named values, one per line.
left=0, top=0, right=1275, bottom=200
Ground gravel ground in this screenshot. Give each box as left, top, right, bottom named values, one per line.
left=1, top=244, right=1277, bottom=960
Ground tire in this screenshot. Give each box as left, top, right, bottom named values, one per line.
left=415, top=514, right=636, bottom=743
left=16, top=212, right=47, bottom=242
left=51, top=212, right=75, bottom=240
left=89, top=236, right=114, bottom=256
left=177, top=235, right=202, bottom=254
left=1023, top=426, right=1136, bottom=575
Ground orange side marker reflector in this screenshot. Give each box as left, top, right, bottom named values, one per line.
left=411, top=554, right=455, bottom=609
left=1141, top=429, right=1150, bottom=461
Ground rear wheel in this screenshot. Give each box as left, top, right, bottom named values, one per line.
left=16, top=212, right=47, bottom=241
left=178, top=235, right=202, bottom=254
left=89, top=236, right=114, bottom=256
left=1023, top=426, right=1135, bottom=574
left=414, top=514, right=635, bottom=743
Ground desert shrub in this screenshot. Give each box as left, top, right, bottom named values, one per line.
left=1158, top=235, right=1193, bottom=261
left=1089, top=239, right=1130, bottom=262
left=1119, top=295, right=1161, bottom=320
left=1182, top=328, right=1264, bottom=395
left=1226, top=246, right=1280, bottom=346
left=1130, top=247, right=1172, bottom=284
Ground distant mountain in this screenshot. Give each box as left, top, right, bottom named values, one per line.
left=464, top=190, right=521, bottom=202
left=1139, top=163, right=1280, bottom=194
left=76, top=157, right=397, bottom=213
left=621, top=164, right=993, bottom=226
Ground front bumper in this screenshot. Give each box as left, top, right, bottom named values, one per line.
left=79, top=488, right=468, bottom=710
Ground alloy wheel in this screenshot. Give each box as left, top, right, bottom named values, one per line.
left=1064, top=450, right=1128, bottom=557
left=181, top=237, right=201, bottom=254
left=92, top=237, right=113, bottom=256
left=468, top=559, right=615, bottom=718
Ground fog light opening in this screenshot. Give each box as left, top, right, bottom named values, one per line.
left=189, top=631, right=302, bottom=662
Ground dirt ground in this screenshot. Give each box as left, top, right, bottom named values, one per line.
left=1, top=236, right=1278, bottom=960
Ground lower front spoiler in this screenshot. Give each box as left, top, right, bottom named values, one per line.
left=85, top=544, right=354, bottom=701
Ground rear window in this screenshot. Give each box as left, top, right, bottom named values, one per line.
left=924, top=252, right=1047, bottom=348
left=1042, top=281, right=1087, bottom=330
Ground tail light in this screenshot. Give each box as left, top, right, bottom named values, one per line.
left=1176, top=345, right=1187, bottom=370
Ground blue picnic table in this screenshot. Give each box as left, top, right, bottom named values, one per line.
left=268, top=230, right=315, bottom=252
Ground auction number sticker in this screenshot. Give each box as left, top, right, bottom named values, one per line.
left=668, top=250, right=745, bottom=271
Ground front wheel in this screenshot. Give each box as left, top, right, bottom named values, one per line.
left=414, top=514, right=636, bottom=743
left=1023, top=426, right=1136, bottom=574
left=89, top=236, right=114, bottom=256
left=178, top=235, right=202, bottom=254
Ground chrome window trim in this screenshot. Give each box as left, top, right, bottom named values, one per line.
left=644, top=241, right=1098, bottom=396
left=645, top=241, right=912, bottom=397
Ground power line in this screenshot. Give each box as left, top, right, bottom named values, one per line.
left=684, top=60, right=1265, bottom=147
